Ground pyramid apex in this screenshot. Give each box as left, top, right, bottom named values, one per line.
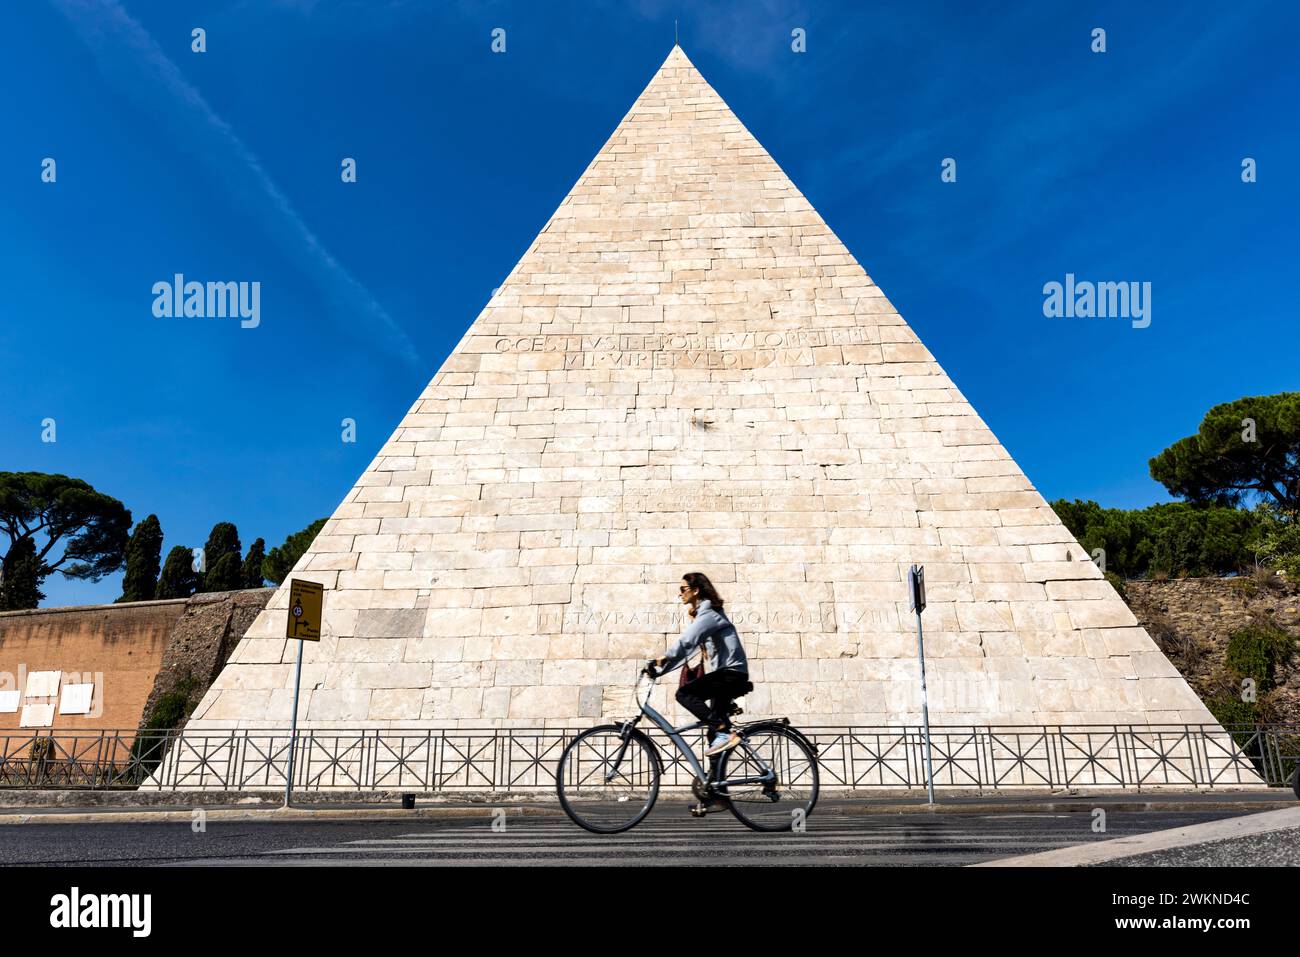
left=653, top=43, right=699, bottom=79
left=663, top=43, right=692, bottom=64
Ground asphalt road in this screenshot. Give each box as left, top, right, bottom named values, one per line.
left=0, top=805, right=1256, bottom=867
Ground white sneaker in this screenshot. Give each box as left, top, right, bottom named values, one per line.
left=703, top=731, right=741, bottom=756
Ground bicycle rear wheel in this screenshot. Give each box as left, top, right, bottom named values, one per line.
left=556, top=725, right=661, bottom=833
left=717, top=724, right=819, bottom=832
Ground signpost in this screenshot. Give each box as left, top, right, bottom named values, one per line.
left=908, top=565, right=936, bottom=805
left=284, top=579, right=323, bottom=808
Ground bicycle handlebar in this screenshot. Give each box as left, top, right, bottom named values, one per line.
left=636, top=665, right=659, bottom=710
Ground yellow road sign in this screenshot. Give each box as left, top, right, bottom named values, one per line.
left=286, top=579, right=324, bottom=641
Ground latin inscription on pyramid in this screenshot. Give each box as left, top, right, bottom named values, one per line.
left=185, top=47, right=1220, bottom=734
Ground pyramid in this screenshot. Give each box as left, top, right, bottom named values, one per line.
left=185, top=47, right=1221, bottom=735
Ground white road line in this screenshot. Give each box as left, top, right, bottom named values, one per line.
left=335, top=832, right=1076, bottom=842
left=181, top=852, right=1021, bottom=867
left=262, top=840, right=1083, bottom=856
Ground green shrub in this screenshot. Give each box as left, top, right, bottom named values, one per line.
left=1224, top=623, right=1295, bottom=693
left=1229, top=577, right=1260, bottom=600
left=145, top=689, right=190, bottom=731
left=1147, top=503, right=1259, bottom=577
left=129, top=673, right=201, bottom=782
left=1205, top=694, right=1273, bottom=779
left=1253, top=504, right=1300, bottom=580
left=1050, top=499, right=1259, bottom=579
left=1206, top=693, right=1260, bottom=729
left=142, top=673, right=200, bottom=732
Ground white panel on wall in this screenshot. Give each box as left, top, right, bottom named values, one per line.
left=20, top=703, right=55, bottom=728
left=24, top=671, right=62, bottom=698
left=0, top=690, right=19, bottom=714
left=59, top=684, right=94, bottom=715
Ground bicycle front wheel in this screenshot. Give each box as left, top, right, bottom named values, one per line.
left=556, top=725, right=661, bottom=833
left=717, top=724, right=819, bottom=832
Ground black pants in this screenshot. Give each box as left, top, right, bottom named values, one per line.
left=676, top=669, right=750, bottom=733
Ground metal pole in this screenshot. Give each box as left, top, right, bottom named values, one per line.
left=914, top=607, right=936, bottom=804
left=284, top=638, right=304, bottom=808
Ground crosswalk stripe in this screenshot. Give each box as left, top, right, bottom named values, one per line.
left=263, top=840, right=1083, bottom=857
left=357, top=825, right=1095, bottom=837
left=335, top=832, right=1076, bottom=842
left=181, top=853, right=1009, bottom=867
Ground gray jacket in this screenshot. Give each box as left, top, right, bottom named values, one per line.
left=661, top=599, right=749, bottom=676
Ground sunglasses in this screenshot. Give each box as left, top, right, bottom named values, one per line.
left=679, top=585, right=690, bottom=593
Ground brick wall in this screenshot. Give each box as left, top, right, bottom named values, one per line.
left=0, top=589, right=274, bottom=748
left=0, top=599, right=187, bottom=737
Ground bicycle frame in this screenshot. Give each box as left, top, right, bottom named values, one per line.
left=616, top=672, right=776, bottom=790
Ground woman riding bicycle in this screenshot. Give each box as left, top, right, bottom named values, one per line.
left=556, top=572, right=817, bottom=832
left=652, top=572, right=751, bottom=758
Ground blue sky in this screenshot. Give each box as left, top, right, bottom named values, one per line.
left=4, top=0, right=1297, bottom=606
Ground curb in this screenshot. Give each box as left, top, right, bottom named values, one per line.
left=0, top=797, right=1292, bottom=825
left=0, top=786, right=1280, bottom=810
left=971, top=806, right=1300, bottom=867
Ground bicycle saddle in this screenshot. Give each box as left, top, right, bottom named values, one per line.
left=727, top=680, right=755, bottom=716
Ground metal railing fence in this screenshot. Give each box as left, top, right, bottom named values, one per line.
left=2, top=723, right=1294, bottom=792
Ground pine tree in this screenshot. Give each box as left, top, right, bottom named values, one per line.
left=119, top=514, right=164, bottom=602
left=155, top=545, right=199, bottom=599
left=1150, top=392, right=1300, bottom=512
left=242, top=538, right=267, bottom=588
left=263, top=519, right=327, bottom=584
left=0, top=471, right=131, bottom=602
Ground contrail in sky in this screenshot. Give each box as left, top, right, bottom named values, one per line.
left=52, top=0, right=422, bottom=368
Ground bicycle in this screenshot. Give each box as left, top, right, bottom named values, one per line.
left=555, top=664, right=820, bottom=833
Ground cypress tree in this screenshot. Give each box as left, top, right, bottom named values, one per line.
left=204, top=551, right=243, bottom=592
left=156, top=545, right=200, bottom=599
left=199, top=522, right=241, bottom=592
left=119, top=514, right=164, bottom=602
left=0, top=536, right=45, bottom=610
left=242, top=538, right=267, bottom=588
